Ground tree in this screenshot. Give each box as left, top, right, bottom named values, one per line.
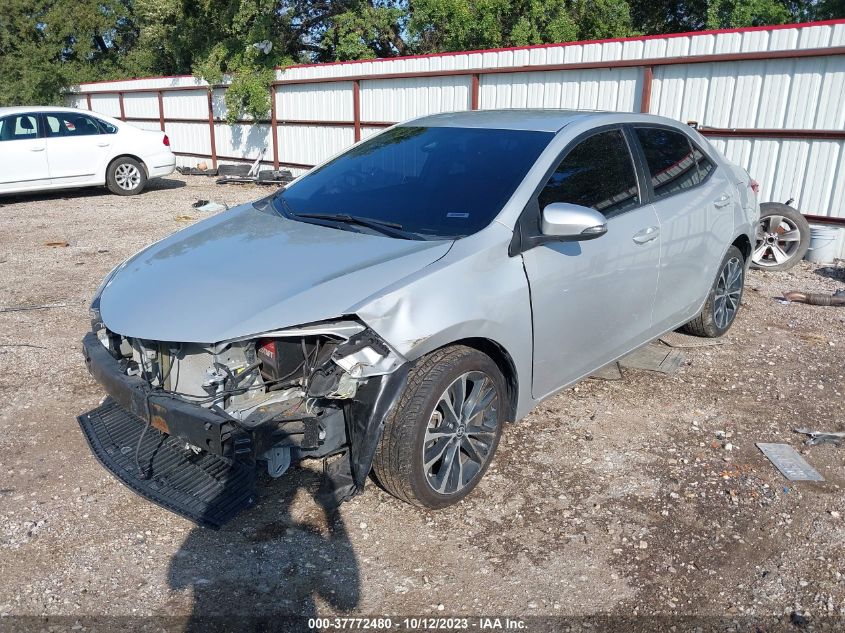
left=0, top=0, right=139, bottom=106
left=1, top=0, right=842, bottom=110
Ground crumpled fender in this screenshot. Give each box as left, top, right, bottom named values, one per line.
left=324, top=362, right=411, bottom=501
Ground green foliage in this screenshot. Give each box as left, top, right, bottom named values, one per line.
left=1, top=0, right=842, bottom=110
left=320, top=1, right=409, bottom=60
left=408, top=0, right=580, bottom=51
left=0, top=0, right=139, bottom=106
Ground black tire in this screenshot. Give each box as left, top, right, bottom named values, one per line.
left=751, top=202, right=810, bottom=271
left=682, top=245, right=745, bottom=338
left=106, top=157, right=147, bottom=195
left=373, top=345, right=506, bottom=508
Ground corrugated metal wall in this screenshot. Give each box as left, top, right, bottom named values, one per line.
left=69, top=20, right=845, bottom=239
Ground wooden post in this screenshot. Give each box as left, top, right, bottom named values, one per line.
left=640, top=66, right=654, bottom=113
left=471, top=74, right=480, bottom=110
left=157, top=91, right=165, bottom=131
left=207, top=90, right=218, bottom=169
left=352, top=80, right=361, bottom=142
left=118, top=92, right=126, bottom=120
left=85, top=93, right=92, bottom=111
left=270, top=85, right=279, bottom=170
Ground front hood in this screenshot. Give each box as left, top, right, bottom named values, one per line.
left=99, top=203, right=452, bottom=343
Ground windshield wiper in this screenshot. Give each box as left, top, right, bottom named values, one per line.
left=292, top=212, right=414, bottom=239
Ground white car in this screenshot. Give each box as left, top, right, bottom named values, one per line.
left=0, top=106, right=175, bottom=196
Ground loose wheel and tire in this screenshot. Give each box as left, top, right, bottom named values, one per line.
left=751, top=202, right=810, bottom=271
left=107, top=157, right=147, bottom=195
left=373, top=346, right=505, bottom=508
left=682, top=245, right=745, bottom=338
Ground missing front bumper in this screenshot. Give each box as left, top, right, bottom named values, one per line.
left=78, top=398, right=256, bottom=528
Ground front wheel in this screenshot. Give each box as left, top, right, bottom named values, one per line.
left=107, top=157, right=147, bottom=195
left=373, top=346, right=506, bottom=508
left=682, top=245, right=745, bottom=338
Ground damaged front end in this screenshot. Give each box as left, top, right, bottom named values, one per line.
left=79, top=313, right=409, bottom=527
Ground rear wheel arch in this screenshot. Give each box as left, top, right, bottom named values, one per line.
left=732, top=233, right=752, bottom=263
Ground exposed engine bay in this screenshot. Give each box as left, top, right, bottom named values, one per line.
left=91, top=319, right=406, bottom=480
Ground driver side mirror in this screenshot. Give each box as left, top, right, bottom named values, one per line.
left=541, top=202, right=607, bottom=241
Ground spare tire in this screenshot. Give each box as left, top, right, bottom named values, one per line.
left=751, top=202, right=810, bottom=272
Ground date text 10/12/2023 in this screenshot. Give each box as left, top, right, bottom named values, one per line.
left=307, top=617, right=527, bottom=630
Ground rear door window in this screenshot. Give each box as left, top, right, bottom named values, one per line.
left=0, top=114, right=40, bottom=141
left=634, top=127, right=702, bottom=198
left=539, top=129, right=640, bottom=219
left=45, top=113, right=104, bottom=137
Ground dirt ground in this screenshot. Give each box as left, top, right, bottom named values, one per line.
left=1, top=174, right=844, bottom=630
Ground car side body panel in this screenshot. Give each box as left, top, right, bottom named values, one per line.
left=352, top=220, right=536, bottom=420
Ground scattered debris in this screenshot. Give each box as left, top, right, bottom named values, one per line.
left=44, top=240, right=69, bottom=248
left=0, top=342, right=48, bottom=349
left=192, top=200, right=229, bottom=213
left=215, top=151, right=294, bottom=186
left=589, top=343, right=685, bottom=379
left=793, top=428, right=845, bottom=447
left=174, top=213, right=196, bottom=223
left=756, top=443, right=824, bottom=482
left=590, top=362, right=623, bottom=380
left=659, top=331, right=727, bottom=348
left=0, top=302, right=68, bottom=314
left=783, top=289, right=845, bottom=306
left=176, top=165, right=219, bottom=176
left=618, top=343, right=685, bottom=375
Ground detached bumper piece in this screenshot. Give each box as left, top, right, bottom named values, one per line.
left=78, top=398, right=256, bottom=528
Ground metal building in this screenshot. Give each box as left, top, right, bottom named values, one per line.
left=68, top=19, right=845, bottom=245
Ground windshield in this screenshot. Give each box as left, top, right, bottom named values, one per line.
left=275, top=125, right=553, bottom=239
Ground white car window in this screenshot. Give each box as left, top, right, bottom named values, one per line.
left=0, top=115, right=40, bottom=142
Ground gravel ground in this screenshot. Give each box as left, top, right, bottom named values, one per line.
left=1, top=175, right=844, bottom=629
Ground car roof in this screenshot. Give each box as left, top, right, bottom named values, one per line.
left=0, top=105, right=114, bottom=118
left=403, top=109, right=692, bottom=134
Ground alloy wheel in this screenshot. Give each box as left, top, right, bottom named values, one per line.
left=422, top=371, right=499, bottom=496
left=714, top=256, right=743, bottom=329
left=115, top=163, right=142, bottom=191
left=752, top=214, right=803, bottom=268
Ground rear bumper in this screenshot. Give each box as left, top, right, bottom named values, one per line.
left=147, top=151, right=176, bottom=178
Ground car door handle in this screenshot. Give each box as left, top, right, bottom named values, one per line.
left=29, top=146, right=45, bottom=152
left=714, top=195, right=732, bottom=208
left=632, top=226, right=660, bottom=244
left=96, top=142, right=111, bottom=147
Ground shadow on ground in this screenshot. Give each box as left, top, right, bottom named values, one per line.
left=0, top=177, right=185, bottom=204
left=168, top=467, right=360, bottom=632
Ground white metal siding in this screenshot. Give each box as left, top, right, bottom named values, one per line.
left=479, top=67, right=640, bottom=111
left=70, top=20, right=845, bottom=257
left=360, top=76, right=471, bottom=121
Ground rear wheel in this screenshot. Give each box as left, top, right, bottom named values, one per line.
left=107, top=157, right=147, bottom=195
left=373, top=346, right=505, bottom=508
left=682, top=245, right=745, bottom=338
left=751, top=202, right=810, bottom=271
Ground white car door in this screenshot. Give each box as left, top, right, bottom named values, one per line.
left=0, top=114, right=50, bottom=193
left=44, top=112, right=113, bottom=185
left=520, top=127, right=661, bottom=398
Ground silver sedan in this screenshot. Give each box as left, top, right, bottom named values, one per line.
left=81, top=110, right=758, bottom=525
